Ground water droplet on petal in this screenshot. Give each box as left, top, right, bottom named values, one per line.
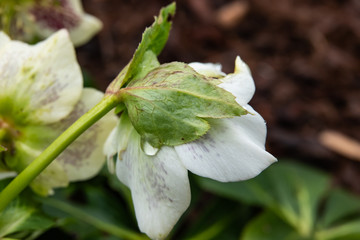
left=142, top=141, right=159, bottom=156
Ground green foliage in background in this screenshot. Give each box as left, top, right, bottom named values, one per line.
left=2, top=161, right=360, bottom=239
left=198, top=161, right=360, bottom=240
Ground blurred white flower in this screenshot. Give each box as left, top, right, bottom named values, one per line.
left=1, top=0, right=102, bottom=46
left=0, top=30, right=117, bottom=195
left=104, top=56, right=276, bottom=239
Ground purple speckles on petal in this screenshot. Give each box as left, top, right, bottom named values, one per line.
left=55, top=100, right=98, bottom=168
left=198, top=142, right=210, bottom=153
left=143, top=160, right=172, bottom=209
left=30, top=0, right=80, bottom=30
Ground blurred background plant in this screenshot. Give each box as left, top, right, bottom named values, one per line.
left=1, top=0, right=360, bottom=239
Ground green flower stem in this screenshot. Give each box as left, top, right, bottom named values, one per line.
left=40, top=197, right=149, bottom=240
left=0, top=95, right=119, bottom=211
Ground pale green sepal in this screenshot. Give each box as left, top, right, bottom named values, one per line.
left=104, top=129, right=117, bottom=174
left=114, top=113, right=135, bottom=161
left=106, top=3, right=175, bottom=92
left=104, top=113, right=133, bottom=173
left=121, top=62, right=247, bottom=148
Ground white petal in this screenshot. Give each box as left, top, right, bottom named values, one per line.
left=175, top=105, right=276, bottom=182
left=0, top=29, right=82, bottom=124
left=31, top=160, right=68, bottom=196
left=104, top=113, right=133, bottom=173
left=188, top=62, right=226, bottom=77
left=103, top=127, right=118, bottom=173
left=28, top=0, right=102, bottom=46
left=117, top=128, right=190, bottom=240
left=0, top=32, right=11, bottom=49
left=68, top=14, right=102, bottom=46
left=218, top=56, right=255, bottom=105
left=68, top=0, right=84, bottom=12
left=55, top=88, right=118, bottom=181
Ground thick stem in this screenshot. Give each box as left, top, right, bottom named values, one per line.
left=0, top=95, right=118, bottom=211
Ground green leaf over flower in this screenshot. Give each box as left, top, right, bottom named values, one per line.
left=120, top=62, right=248, bottom=148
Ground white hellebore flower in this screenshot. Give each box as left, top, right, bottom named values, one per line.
left=3, top=0, right=102, bottom=46
left=0, top=30, right=117, bottom=195
left=105, top=56, right=276, bottom=239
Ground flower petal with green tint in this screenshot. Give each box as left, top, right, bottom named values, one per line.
left=5, top=88, right=117, bottom=195
left=116, top=116, right=191, bottom=239
left=30, top=0, right=102, bottom=46
left=104, top=113, right=133, bottom=173
left=175, top=105, right=276, bottom=182
left=0, top=29, right=82, bottom=124
left=55, top=88, right=118, bottom=182
left=3, top=0, right=102, bottom=46
left=30, top=160, right=68, bottom=196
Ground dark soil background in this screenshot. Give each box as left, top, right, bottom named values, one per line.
left=78, top=0, right=360, bottom=193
